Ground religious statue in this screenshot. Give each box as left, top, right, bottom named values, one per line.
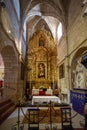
left=75, top=60, right=86, bottom=89
left=38, top=63, right=45, bottom=78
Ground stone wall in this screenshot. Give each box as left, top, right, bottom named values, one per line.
left=57, top=0, right=87, bottom=102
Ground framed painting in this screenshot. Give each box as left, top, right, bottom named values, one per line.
left=59, top=63, right=64, bottom=79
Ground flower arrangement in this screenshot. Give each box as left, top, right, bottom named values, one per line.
left=39, top=86, right=47, bottom=91
left=39, top=86, right=44, bottom=89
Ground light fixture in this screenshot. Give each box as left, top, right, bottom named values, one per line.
left=7, top=30, right=11, bottom=34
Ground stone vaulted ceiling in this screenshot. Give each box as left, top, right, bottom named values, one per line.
left=19, top=0, right=71, bottom=41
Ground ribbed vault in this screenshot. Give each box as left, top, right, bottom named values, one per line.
left=20, top=0, right=70, bottom=42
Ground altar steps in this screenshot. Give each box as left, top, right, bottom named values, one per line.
left=0, top=98, right=16, bottom=125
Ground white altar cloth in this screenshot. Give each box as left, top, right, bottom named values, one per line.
left=32, top=96, right=61, bottom=105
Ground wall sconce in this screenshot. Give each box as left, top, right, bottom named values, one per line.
left=0, top=0, right=6, bottom=8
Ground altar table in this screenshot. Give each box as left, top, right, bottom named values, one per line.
left=32, top=96, right=61, bottom=105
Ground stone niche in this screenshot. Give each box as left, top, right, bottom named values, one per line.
left=71, top=51, right=87, bottom=90
left=25, top=28, right=58, bottom=91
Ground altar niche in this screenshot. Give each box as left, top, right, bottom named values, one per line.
left=26, top=28, right=58, bottom=91
left=38, top=63, right=45, bottom=78
left=39, top=38, right=44, bottom=47
left=74, top=60, right=87, bottom=89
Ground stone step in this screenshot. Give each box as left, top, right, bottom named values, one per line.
left=0, top=101, right=14, bottom=114
left=0, top=98, right=16, bottom=124
left=0, top=98, right=10, bottom=106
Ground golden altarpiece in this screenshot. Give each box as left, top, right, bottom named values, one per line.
left=25, top=28, right=58, bottom=95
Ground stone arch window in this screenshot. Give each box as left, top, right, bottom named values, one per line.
left=57, top=22, right=62, bottom=41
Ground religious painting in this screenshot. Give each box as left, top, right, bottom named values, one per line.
left=59, top=63, right=64, bottom=79
left=38, top=63, right=45, bottom=78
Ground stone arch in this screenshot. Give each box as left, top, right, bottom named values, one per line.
left=0, top=45, right=18, bottom=98
left=71, top=47, right=87, bottom=89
